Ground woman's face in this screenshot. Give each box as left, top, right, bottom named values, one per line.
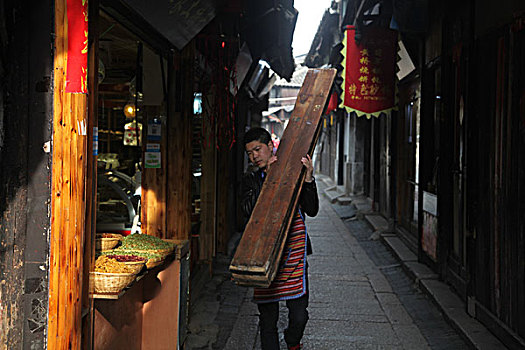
left=245, top=140, right=274, bottom=170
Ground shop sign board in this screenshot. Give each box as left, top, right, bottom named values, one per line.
left=148, top=118, right=162, bottom=141
left=422, top=191, right=438, bottom=261
left=124, top=0, right=216, bottom=50
left=339, top=25, right=397, bottom=118
left=145, top=143, right=161, bottom=168
left=65, top=0, right=88, bottom=93
left=422, top=191, right=437, bottom=216
left=93, top=127, right=99, bottom=156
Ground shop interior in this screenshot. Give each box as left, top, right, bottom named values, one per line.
left=95, top=10, right=168, bottom=236
left=95, top=9, right=204, bottom=270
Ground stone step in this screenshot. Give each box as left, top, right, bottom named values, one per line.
left=353, top=200, right=372, bottom=212
left=382, top=236, right=417, bottom=262
left=323, top=185, right=346, bottom=203
left=420, top=279, right=507, bottom=350
left=317, top=174, right=335, bottom=187
left=403, top=261, right=439, bottom=281
left=364, top=214, right=389, bottom=232
left=336, top=196, right=353, bottom=205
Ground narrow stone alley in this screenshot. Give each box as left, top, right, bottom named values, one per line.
left=184, top=175, right=503, bottom=350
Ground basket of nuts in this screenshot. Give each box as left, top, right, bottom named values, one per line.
left=103, top=248, right=165, bottom=269
left=91, top=256, right=136, bottom=293
left=104, top=254, right=146, bottom=274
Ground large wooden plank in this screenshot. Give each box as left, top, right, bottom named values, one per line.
left=230, top=68, right=336, bottom=287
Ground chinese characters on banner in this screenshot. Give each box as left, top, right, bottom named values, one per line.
left=65, top=0, right=88, bottom=93
left=340, top=25, right=397, bottom=118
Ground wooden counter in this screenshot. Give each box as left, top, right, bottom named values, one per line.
left=93, top=240, right=190, bottom=349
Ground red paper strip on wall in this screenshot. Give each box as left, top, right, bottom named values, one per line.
left=65, top=0, right=88, bottom=93
left=340, top=25, right=397, bottom=118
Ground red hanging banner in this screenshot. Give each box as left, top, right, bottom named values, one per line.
left=340, top=25, right=397, bottom=118
left=65, top=0, right=88, bottom=93
left=323, top=91, right=338, bottom=115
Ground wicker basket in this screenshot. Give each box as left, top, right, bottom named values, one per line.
left=145, top=257, right=164, bottom=269
left=91, top=272, right=136, bottom=294
left=96, top=237, right=120, bottom=251
left=121, top=260, right=145, bottom=274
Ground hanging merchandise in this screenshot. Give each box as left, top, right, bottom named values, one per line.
left=65, top=0, right=88, bottom=93
left=200, top=35, right=237, bottom=150
left=123, top=121, right=143, bottom=146
left=339, top=25, right=397, bottom=118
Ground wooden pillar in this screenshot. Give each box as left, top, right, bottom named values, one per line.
left=142, top=106, right=167, bottom=237
left=48, top=0, right=89, bottom=348
left=199, top=94, right=217, bottom=261
left=166, top=44, right=193, bottom=240
left=216, top=150, right=231, bottom=254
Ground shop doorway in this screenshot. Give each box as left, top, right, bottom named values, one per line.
left=96, top=11, right=168, bottom=237
left=395, top=79, right=420, bottom=250
left=447, top=48, right=469, bottom=299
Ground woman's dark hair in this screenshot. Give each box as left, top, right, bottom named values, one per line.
left=243, top=127, right=271, bottom=146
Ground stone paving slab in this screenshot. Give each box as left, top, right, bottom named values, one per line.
left=392, top=324, right=431, bottom=350
left=330, top=202, right=357, bottom=219
left=308, top=303, right=389, bottom=323
left=309, top=271, right=368, bottom=283
left=223, top=314, right=258, bottom=350
left=308, top=256, right=363, bottom=276
left=301, top=339, right=404, bottom=350
left=380, top=299, right=415, bottom=325
left=310, top=282, right=381, bottom=304
left=367, top=271, right=394, bottom=294
left=304, top=319, right=401, bottom=345
left=307, top=237, right=355, bottom=257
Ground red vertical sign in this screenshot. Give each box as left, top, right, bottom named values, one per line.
left=340, top=25, right=397, bottom=117
left=66, top=0, right=88, bottom=93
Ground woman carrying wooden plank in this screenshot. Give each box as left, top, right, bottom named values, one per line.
left=240, top=127, right=319, bottom=350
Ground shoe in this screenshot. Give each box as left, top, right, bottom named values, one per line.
left=287, top=344, right=303, bottom=350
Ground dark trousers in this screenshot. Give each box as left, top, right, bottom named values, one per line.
left=257, top=287, right=309, bottom=349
